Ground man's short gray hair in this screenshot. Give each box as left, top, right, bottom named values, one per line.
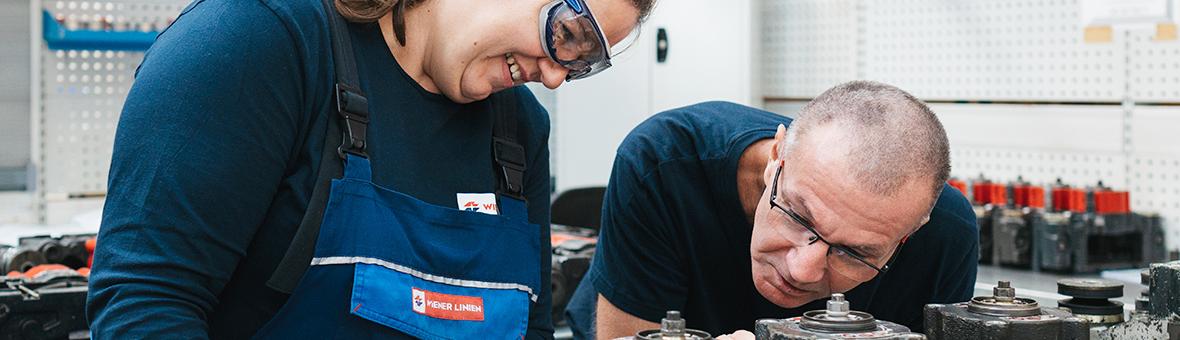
left=781, top=80, right=950, bottom=201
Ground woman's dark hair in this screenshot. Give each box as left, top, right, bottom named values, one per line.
left=335, top=0, right=658, bottom=46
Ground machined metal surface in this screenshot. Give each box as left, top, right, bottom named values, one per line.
left=634, top=311, right=713, bottom=340
left=967, top=281, right=1041, bottom=317
left=1094, top=261, right=1180, bottom=339
left=754, top=294, right=924, bottom=340
left=926, top=281, right=1090, bottom=339
left=1057, top=278, right=1124, bottom=326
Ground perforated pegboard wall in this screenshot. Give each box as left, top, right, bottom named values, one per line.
left=933, top=103, right=1128, bottom=187
left=761, top=0, right=859, bottom=98
left=1128, top=30, right=1180, bottom=102
left=41, top=49, right=137, bottom=195
left=861, top=0, right=1126, bottom=102
left=1130, top=106, right=1180, bottom=249
left=36, top=0, right=185, bottom=221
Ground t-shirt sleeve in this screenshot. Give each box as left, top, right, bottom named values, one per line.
left=589, top=141, right=689, bottom=323
left=517, top=88, right=556, bottom=340
left=85, top=0, right=305, bottom=337
left=930, top=185, right=980, bottom=305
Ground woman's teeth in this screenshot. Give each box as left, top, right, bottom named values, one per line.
left=506, top=53, right=522, bottom=82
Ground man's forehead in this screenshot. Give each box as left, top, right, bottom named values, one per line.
left=779, top=165, right=918, bottom=250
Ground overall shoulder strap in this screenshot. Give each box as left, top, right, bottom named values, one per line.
left=492, top=89, right=526, bottom=202
left=266, top=0, right=368, bottom=293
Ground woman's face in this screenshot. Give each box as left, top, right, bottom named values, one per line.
left=428, top=0, right=640, bottom=103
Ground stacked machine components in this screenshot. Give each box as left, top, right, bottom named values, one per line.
left=0, top=234, right=96, bottom=340
left=950, top=177, right=1166, bottom=273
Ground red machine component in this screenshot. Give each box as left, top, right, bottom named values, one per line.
left=85, top=237, right=97, bottom=268
left=1093, top=189, right=1131, bottom=214
left=1012, top=184, right=1045, bottom=209
left=973, top=182, right=1008, bottom=206
left=948, top=179, right=968, bottom=196
left=1052, top=186, right=1086, bottom=213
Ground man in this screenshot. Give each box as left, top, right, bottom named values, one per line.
left=564, top=81, right=979, bottom=339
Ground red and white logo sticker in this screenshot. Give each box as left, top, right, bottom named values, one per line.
left=457, top=193, right=499, bottom=215
left=411, top=287, right=485, bottom=321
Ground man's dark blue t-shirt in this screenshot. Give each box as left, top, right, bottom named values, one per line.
left=566, top=101, right=978, bottom=337
left=86, top=0, right=553, bottom=338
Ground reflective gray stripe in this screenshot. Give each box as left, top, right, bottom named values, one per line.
left=310, top=256, right=538, bottom=302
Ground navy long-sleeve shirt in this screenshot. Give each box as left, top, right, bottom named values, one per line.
left=86, top=0, right=554, bottom=338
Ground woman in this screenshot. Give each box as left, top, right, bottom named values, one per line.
left=86, top=0, right=655, bottom=338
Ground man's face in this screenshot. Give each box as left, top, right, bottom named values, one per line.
left=749, top=125, right=933, bottom=308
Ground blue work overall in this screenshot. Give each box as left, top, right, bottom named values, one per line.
left=253, top=0, right=540, bottom=337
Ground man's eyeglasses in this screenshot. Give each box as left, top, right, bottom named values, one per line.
left=768, top=162, right=906, bottom=280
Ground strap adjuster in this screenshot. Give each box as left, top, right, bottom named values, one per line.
left=493, top=137, right=527, bottom=199
left=335, top=83, right=370, bottom=159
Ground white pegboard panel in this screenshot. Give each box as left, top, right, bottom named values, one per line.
left=861, top=0, right=1126, bottom=102
left=1131, top=155, right=1180, bottom=250
left=38, top=0, right=186, bottom=198
left=761, top=0, right=859, bottom=98
left=1128, top=30, right=1180, bottom=102
left=950, top=147, right=1128, bottom=189
left=1130, top=106, right=1180, bottom=249
left=933, top=103, right=1128, bottom=187
left=40, top=48, right=137, bottom=195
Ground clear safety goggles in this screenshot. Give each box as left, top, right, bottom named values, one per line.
left=539, top=0, right=613, bottom=80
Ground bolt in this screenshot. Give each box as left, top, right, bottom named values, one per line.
left=661, top=310, right=686, bottom=337
left=994, top=281, right=1015, bottom=303
left=827, top=293, right=850, bottom=317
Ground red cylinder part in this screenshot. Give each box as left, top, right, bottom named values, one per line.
left=1013, top=185, right=1028, bottom=207
left=1094, top=190, right=1130, bottom=214
left=986, top=184, right=1007, bottom=205
left=1052, top=187, right=1086, bottom=213
left=972, top=182, right=990, bottom=204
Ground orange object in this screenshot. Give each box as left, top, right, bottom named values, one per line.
left=947, top=179, right=968, bottom=196
left=1093, top=189, right=1130, bottom=214
left=21, top=264, right=71, bottom=279
left=1011, top=184, right=1045, bottom=209
left=1052, top=187, right=1086, bottom=213
left=87, top=237, right=97, bottom=268
left=77, top=267, right=90, bottom=276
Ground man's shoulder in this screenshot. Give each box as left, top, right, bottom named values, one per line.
left=618, top=101, right=788, bottom=167
left=906, top=183, right=979, bottom=257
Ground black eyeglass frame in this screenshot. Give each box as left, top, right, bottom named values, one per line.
left=768, top=162, right=905, bottom=275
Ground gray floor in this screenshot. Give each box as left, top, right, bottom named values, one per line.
left=975, top=264, right=1145, bottom=311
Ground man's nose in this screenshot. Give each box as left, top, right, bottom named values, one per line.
left=787, top=243, right=828, bottom=284
left=537, top=58, right=569, bottom=89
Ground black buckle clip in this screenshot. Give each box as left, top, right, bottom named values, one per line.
left=335, top=83, right=370, bottom=159
left=493, top=137, right=527, bottom=199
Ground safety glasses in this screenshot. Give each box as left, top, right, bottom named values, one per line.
left=539, top=0, right=612, bottom=80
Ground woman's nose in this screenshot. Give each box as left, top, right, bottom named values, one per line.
left=537, top=58, right=570, bottom=89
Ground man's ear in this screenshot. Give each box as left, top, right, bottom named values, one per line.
left=770, top=124, right=787, bottom=161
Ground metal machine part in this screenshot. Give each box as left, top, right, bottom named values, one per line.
left=754, top=294, right=925, bottom=340
left=1056, top=278, right=1124, bottom=326
left=549, top=224, right=596, bottom=325
left=0, top=245, right=47, bottom=274
left=1136, top=269, right=1150, bottom=312
left=994, top=208, right=1033, bottom=268
left=975, top=206, right=993, bottom=265
left=1093, top=261, right=1180, bottom=339
left=924, top=281, right=1090, bottom=339
left=1036, top=212, right=1082, bottom=272
left=634, top=311, right=713, bottom=340
left=0, top=268, right=89, bottom=340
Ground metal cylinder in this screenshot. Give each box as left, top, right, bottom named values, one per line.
left=755, top=294, right=925, bottom=339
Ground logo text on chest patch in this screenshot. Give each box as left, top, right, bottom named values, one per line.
left=411, top=287, right=485, bottom=321
left=457, top=193, right=499, bottom=215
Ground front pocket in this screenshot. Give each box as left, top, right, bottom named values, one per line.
left=350, top=263, right=531, bottom=340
